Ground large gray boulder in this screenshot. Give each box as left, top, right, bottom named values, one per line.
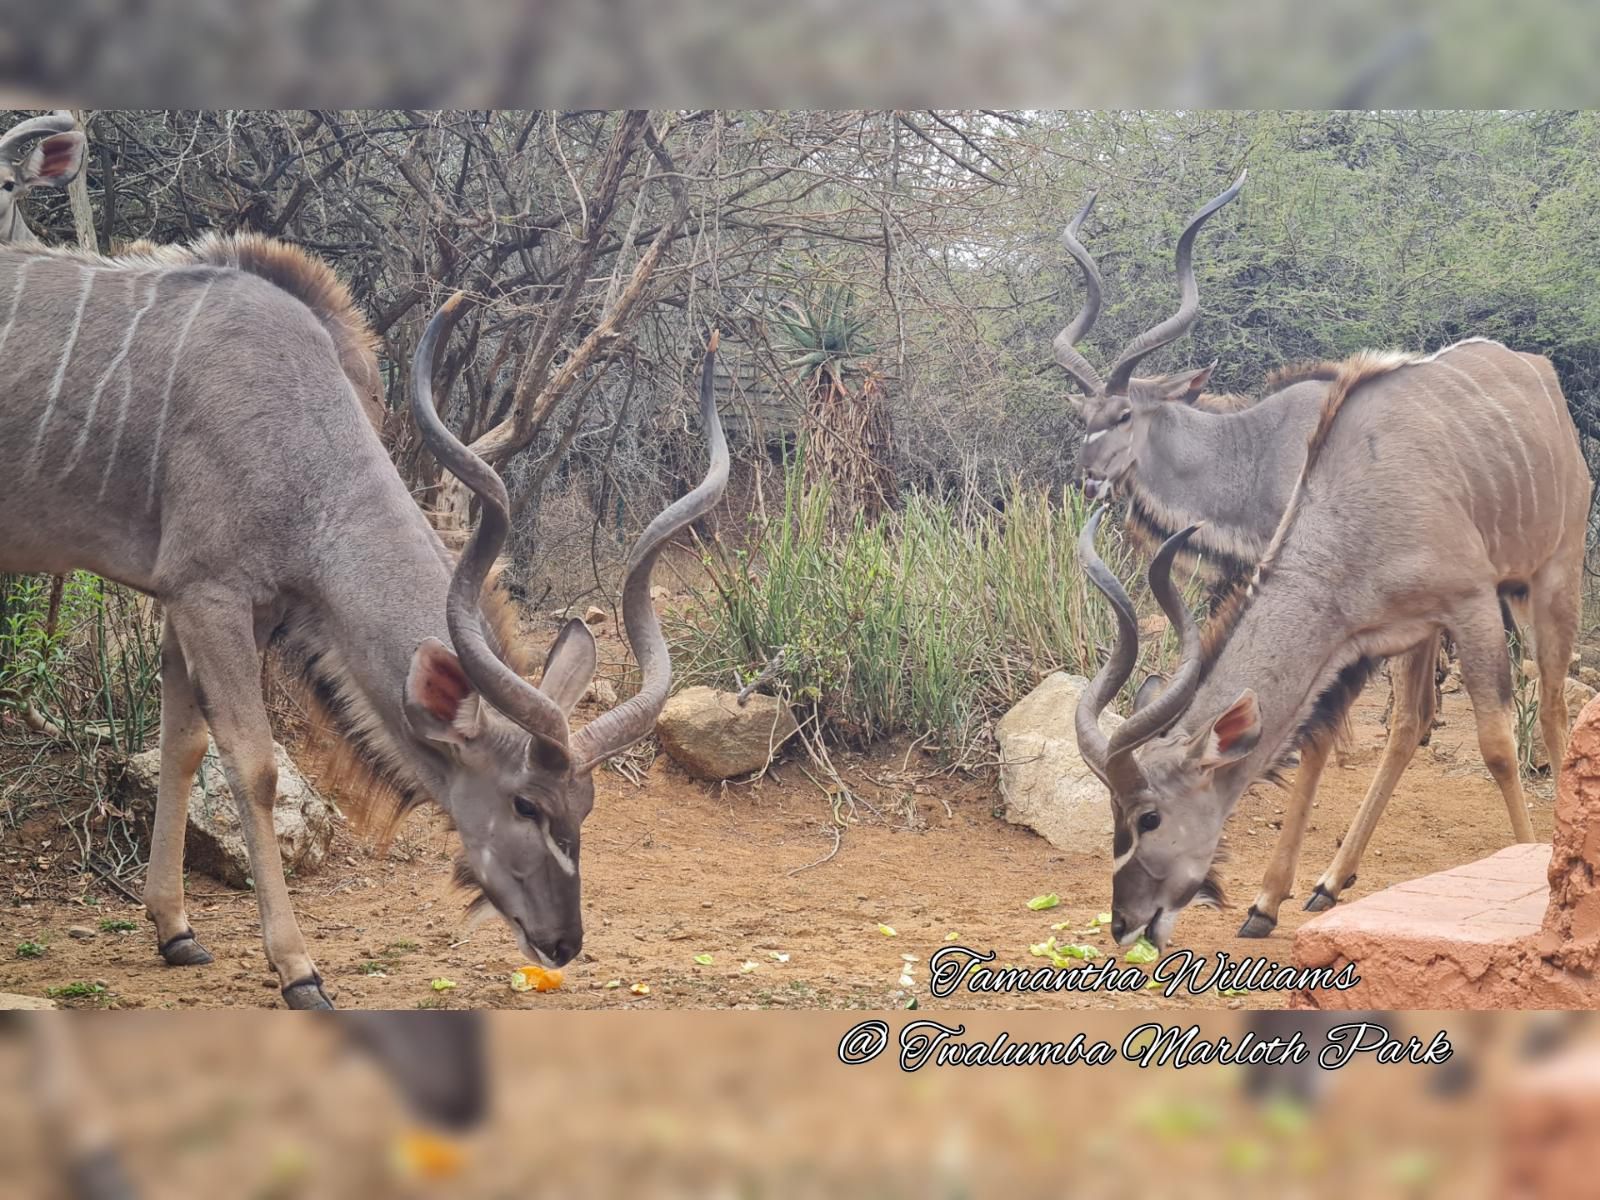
left=996, top=672, right=1118, bottom=851
left=119, top=739, right=336, bottom=888
left=656, top=686, right=799, bottom=780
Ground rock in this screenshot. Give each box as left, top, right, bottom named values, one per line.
left=651, top=585, right=669, bottom=602
left=117, top=739, right=337, bottom=889
left=0, top=993, right=56, bottom=1010
left=67, top=925, right=96, bottom=940
left=1580, top=666, right=1600, bottom=692
left=583, top=605, right=608, bottom=627
left=585, top=678, right=620, bottom=708
left=995, top=673, right=1117, bottom=851
left=1542, top=690, right=1600, bottom=970
left=1531, top=678, right=1598, bottom=771
left=655, top=686, right=799, bottom=780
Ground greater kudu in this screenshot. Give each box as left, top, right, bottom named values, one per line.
left=0, top=110, right=86, bottom=244
left=18, top=1010, right=487, bottom=1199
left=1054, top=179, right=1455, bottom=936
left=0, top=236, right=727, bottom=1006
left=1075, top=332, right=1588, bottom=949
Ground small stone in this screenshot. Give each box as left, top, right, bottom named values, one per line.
left=584, top=678, right=620, bottom=708
left=584, top=605, right=608, bottom=627
left=67, top=925, right=96, bottom=940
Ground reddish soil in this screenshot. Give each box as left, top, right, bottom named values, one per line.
left=0, top=664, right=1556, bottom=1011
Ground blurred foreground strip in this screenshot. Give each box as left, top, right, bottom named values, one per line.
left=3, top=1010, right=1598, bottom=1196
left=0, top=0, right=1597, bottom=106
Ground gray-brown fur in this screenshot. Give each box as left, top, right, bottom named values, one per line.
left=0, top=242, right=728, bottom=1007
left=1081, top=338, right=1589, bottom=949
left=1058, top=175, right=1463, bottom=942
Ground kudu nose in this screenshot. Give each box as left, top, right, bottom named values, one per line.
left=1109, top=915, right=1128, bottom=944
left=546, top=935, right=582, bottom=968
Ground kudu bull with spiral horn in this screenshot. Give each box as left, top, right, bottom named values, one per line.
left=1074, top=322, right=1588, bottom=949
left=1053, top=176, right=1456, bottom=937
left=0, top=232, right=727, bottom=1006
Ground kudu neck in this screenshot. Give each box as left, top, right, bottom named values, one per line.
left=1131, top=390, right=1319, bottom=567
left=1180, top=573, right=1347, bottom=809
left=298, top=486, right=461, bottom=800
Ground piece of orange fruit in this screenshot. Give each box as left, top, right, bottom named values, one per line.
left=393, top=1130, right=467, bottom=1180
left=509, top=964, right=564, bottom=993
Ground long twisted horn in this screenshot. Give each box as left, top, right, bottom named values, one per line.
left=571, top=331, right=730, bottom=769
left=1104, top=170, right=1246, bottom=396
left=411, top=293, right=572, bottom=747
left=1053, top=191, right=1107, bottom=396
left=0, top=111, right=76, bottom=163
left=1075, top=507, right=1142, bottom=791
left=1106, top=524, right=1203, bottom=759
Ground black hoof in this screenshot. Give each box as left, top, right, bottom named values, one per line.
left=1303, top=885, right=1338, bottom=913
left=157, top=931, right=214, bottom=967
left=1237, top=907, right=1277, bottom=938
left=66, top=1146, right=138, bottom=1200
left=281, top=974, right=334, bottom=1010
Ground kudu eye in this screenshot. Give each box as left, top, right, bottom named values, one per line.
left=1, top=181, right=14, bottom=193
left=1138, top=810, right=1162, bottom=833
left=1115, top=409, right=1132, bottom=426
left=513, top=797, right=539, bottom=821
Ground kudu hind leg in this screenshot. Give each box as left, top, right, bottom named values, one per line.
left=1530, top=561, right=1581, bottom=794
left=1239, top=735, right=1332, bottom=937
left=1305, top=641, right=1437, bottom=911
left=1454, top=597, right=1536, bottom=843
left=168, top=600, right=331, bottom=1009
left=141, top=619, right=214, bottom=967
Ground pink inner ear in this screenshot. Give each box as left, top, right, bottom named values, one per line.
left=36, top=136, right=78, bottom=180
left=415, top=645, right=473, bottom=723
left=1213, top=701, right=1255, bottom=752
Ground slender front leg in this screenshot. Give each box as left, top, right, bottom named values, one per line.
left=1238, top=734, right=1332, bottom=937
left=28, top=1015, right=139, bottom=1199
left=167, top=597, right=331, bottom=1009
left=141, top=618, right=214, bottom=967
left=1305, top=640, right=1437, bottom=911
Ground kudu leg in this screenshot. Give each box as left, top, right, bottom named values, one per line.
left=27, top=1016, right=139, bottom=1200
left=1238, top=735, right=1332, bottom=937
left=1530, top=560, right=1582, bottom=794
left=167, top=599, right=332, bottom=1009
left=1304, top=641, right=1437, bottom=912
left=141, top=618, right=215, bottom=968
left=1454, top=598, right=1537, bottom=844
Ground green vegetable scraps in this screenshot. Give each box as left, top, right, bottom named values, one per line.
left=1124, top=938, right=1160, bottom=965
left=1026, top=893, right=1060, bottom=912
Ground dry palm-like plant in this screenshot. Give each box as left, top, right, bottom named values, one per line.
left=776, top=287, right=895, bottom=522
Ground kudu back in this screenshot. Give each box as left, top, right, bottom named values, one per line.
left=1051, top=177, right=1459, bottom=938
left=0, top=237, right=728, bottom=1007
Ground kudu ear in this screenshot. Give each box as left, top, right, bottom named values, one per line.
left=403, top=638, right=483, bottom=746
left=1132, top=673, right=1166, bottom=713
left=1159, top=362, right=1216, bottom=406
left=18, top=132, right=85, bottom=190
left=1186, top=689, right=1261, bottom=770
left=538, top=619, right=598, bottom=717
left=1067, top=393, right=1089, bottom=419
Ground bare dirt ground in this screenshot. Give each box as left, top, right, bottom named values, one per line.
left=0, top=650, right=1555, bottom=1010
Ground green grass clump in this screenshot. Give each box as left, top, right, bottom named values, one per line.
left=676, top=464, right=1195, bottom=760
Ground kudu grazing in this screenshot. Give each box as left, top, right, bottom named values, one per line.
left=1057, top=177, right=1589, bottom=950
left=1055, top=177, right=1460, bottom=937
left=16, top=1010, right=487, bottom=1199
left=0, top=229, right=728, bottom=1007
